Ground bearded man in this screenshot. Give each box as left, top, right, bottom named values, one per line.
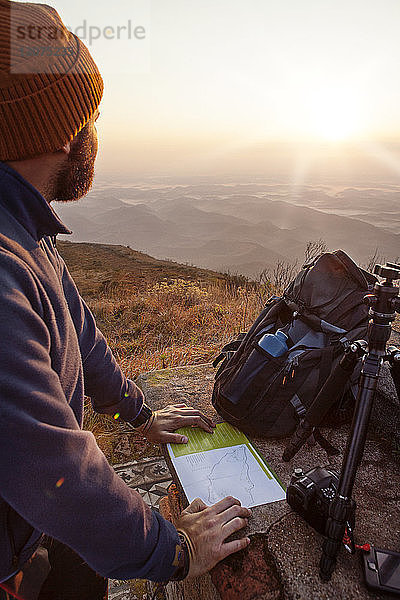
left=0, top=2, right=251, bottom=599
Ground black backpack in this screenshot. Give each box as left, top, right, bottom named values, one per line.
left=212, top=250, right=377, bottom=439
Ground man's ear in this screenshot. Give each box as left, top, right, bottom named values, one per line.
left=60, top=141, right=71, bottom=154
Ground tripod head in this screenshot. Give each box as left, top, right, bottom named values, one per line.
left=375, top=263, right=400, bottom=397
left=375, top=262, right=400, bottom=281
left=363, top=262, right=400, bottom=356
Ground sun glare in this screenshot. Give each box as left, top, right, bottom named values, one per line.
left=307, top=89, right=363, bottom=142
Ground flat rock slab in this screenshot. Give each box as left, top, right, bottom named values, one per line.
left=137, top=362, right=400, bottom=600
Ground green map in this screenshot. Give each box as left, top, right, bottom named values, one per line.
left=167, top=422, right=286, bottom=507
left=170, top=422, right=248, bottom=457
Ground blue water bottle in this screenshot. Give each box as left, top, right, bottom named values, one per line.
left=223, top=330, right=289, bottom=405
left=258, top=330, right=289, bottom=357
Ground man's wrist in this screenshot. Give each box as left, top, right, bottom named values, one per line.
left=125, top=404, right=153, bottom=429
left=170, top=532, right=191, bottom=581
left=136, top=411, right=155, bottom=434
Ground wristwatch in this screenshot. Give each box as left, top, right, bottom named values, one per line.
left=126, top=404, right=153, bottom=429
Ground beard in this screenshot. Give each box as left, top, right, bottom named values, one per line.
left=51, top=122, right=98, bottom=203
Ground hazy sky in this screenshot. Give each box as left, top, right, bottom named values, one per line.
left=14, top=0, right=400, bottom=179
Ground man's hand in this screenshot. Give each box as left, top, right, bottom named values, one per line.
left=141, top=403, right=216, bottom=444
left=175, top=496, right=251, bottom=578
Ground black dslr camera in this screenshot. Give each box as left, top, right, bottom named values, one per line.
left=286, top=466, right=352, bottom=536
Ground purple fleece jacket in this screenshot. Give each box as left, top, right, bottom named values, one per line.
left=0, top=162, right=180, bottom=583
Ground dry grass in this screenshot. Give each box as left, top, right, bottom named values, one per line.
left=89, top=277, right=266, bottom=380
left=58, top=241, right=264, bottom=378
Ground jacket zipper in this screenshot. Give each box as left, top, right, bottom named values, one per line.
left=6, top=506, right=18, bottom=569
left=6, top=506, right=35, bottom=570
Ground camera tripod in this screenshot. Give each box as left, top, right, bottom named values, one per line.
left=283, top=262, right=400, bottom=580
left=318, top=263, right=400, bottom=580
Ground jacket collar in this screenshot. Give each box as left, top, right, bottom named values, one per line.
left=0, top=161, right=72, bottom=241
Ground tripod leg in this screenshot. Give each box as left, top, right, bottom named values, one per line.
left=320, top=496, right=356, bottom=581
left=320, top=264, right=399, bottom=580
left=319, top=361, right=380, bottom=581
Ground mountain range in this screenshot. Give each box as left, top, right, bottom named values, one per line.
left=55, top=182, right=400, bottom=277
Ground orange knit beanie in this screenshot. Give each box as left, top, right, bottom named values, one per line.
left=0, top=0, right=104, bottom=161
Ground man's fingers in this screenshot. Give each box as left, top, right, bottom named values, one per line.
left=220, top=537, right=250, bottom=561
left=185, top=411, right=215, bottom=428
left=178, top=415, right=214, bottom=433
left=172, top=407, right=215, bottom=428
left=221, top=517, right=248, bottom=538
left=162, top=432, right=189, bottom=444
left=184, top=497, right=208, bottom=514
left=217, top=504, right=251, bottom=525
left=209, top=496, right=241, bottom=514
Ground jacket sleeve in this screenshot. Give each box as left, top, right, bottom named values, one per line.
left=57, top=246, right=145, bottom=422
left=0, top=251, right=180, bottom=581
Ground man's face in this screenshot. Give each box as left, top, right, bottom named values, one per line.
left=52, top=110, right=99, bottom=203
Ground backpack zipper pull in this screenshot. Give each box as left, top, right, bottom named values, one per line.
left=291, top=355, right=299, bottom=378
left=283, top=355, right=299, bottom=385
left=282, top=356, right=296, bottom=385
left=285, top=355, right=299, bottom=375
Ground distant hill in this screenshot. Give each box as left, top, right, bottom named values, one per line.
left=55, top=182, right=400, bottom=277
left=56, top=240, right=226, bottom=298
